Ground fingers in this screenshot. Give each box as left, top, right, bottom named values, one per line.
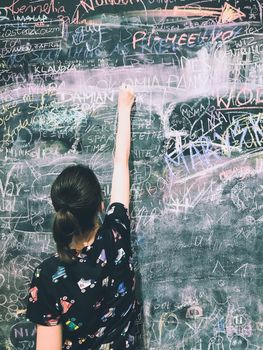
left=120, top=83, right=134, bottom=93
left=118, top=83, right=135, bottom=110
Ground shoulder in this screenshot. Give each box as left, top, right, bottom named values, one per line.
left=106, top=202, right=129, bottom=216
left=35, top=254, right=61, bottom=279
left=105, top=202, right=130, bottom=223
left=29, top=254, right=71, bottom=292
left=104, top=202, right=130, bottom=233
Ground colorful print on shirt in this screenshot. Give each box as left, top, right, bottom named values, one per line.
left=60, top=296, right=75, bottom=314
left=26, top=202, right=137, bottom=350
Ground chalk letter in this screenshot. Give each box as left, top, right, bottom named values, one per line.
left=166, top=32, right=177, bottom=44
left=132, top=31, right=146, bottom=49
left=188, top=33, right=198, bottom=46
left=178, top=33, right=187, bottom=46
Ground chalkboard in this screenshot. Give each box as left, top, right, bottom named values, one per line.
left=0, top=0, right=263, bottom=349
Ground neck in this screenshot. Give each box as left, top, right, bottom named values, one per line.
left=70, top=222, right=100, bottom=251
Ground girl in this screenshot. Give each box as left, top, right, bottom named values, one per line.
left=26, top=86, right=137, bottom=350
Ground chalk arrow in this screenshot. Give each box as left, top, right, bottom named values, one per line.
left=218, top=3, right=246, bottom=24
left=173, top=2, right=246, bottom=24
left=129, top=2, right=246, bottom=24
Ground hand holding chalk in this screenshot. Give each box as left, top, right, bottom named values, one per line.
left=118, top=84, right=135, bottom=112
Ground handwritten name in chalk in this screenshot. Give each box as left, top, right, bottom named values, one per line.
left=75, top=0, right=144, bottom=14
left=13, top=14, right=48, bottom=22
left=3, top=0, right=65, bottom=16
left=0, top=43, right=31, bottom=58
left=10, top=321, right=36, bottom=347
left=61, top=0, right=145, bottom=23
left=0, top=41, right=61, bottom=58
left=33, top=61, right=80, bottom=75
left=217, top=86, right=263, bottom=109
left=3, top=144, right=60, bottom=161
left=57, top=90, right=114, bottom=105
left=132, top=29, right=235, bottom=50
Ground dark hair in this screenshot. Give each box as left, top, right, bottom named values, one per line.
left=51, top=164, right=102, bottom=262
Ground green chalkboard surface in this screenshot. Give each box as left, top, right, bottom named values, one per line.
left=0, top=0, right=263, bottom=349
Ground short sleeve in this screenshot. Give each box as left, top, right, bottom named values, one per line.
left=105, top=202, right=130, bottom=237
left=104, top=202, right=131, bottom=252
left=26, top=265, right=61, bottom=326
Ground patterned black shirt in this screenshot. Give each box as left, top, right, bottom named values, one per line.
left=26, top=203, right=137, bottom=350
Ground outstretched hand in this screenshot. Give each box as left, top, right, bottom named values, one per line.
left=118, top=84, right=135, bottom=111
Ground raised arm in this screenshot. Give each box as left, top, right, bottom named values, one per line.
left=110, top=85, right=135, bottom=209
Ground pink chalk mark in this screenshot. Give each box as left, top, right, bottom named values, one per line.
left=173, top=7, right=221, bottom=18
left=218, top=3, right=246, bottom=23
left=128, top=2, right=245, bottom=24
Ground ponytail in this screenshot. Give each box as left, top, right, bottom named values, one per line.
left=53, top=209, right=81, bottom=263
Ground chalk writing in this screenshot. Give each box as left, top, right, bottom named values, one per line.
left=0, top=1, right=262, bottom=349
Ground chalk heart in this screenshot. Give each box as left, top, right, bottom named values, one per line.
left=180, top=99, right=210, bottom=120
